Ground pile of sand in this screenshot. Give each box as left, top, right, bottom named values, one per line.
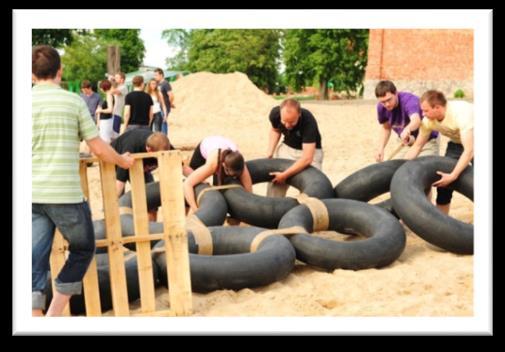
left=168, top=72, right=275, bottom=152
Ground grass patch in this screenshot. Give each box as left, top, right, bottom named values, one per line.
left=273, top=94, right=317, bottom=101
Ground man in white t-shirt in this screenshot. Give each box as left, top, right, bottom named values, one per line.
left=405, top=90, right=474, bottom=215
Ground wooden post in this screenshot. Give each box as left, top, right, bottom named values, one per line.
left=129, top=160, right=156, bottom=313
left=99, top=161, right=130, bottom=316
left=107, top=46, right=120, bottom=76
left=157, top=151, right=192, bottom=315
left=79, top=161, right=102, bottom=316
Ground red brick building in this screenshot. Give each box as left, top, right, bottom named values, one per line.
left=363, top=29, right=473, bottom=99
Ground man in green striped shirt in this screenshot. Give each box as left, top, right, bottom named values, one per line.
left=32, top=45, right=134, bottom=317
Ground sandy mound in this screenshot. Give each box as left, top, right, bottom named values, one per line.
left=168, top=72, right=275, bottom=153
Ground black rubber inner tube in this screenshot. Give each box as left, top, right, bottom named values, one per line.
left=278, top=199, right=406, bottom=270
left=118, top=181, right=228, bottom=227
left=152, top=225, right=296, bottom=292
left=334, top=159, right=406, bottom=217
left=222, top=158, right=335, bottom=228
left=390, top=156, right=473, bottom=254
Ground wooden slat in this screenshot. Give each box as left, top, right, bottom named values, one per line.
left=80, top=149, right=195, bottom=164
left=49, top=230, right=70, bottom=316
left=94, top=233, right=165, bottom=248
left=82, top=257, right=101, bottom=316
left=158, top=151, right=192, bottom=316
left=129, top=159, right=156, bottom=313
left=99, top=161, right=130, bottom=316
left=78, top=160, right=101, bottom=316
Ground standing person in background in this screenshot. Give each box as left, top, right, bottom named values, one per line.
left=80, top=80, right=101, bottom=124
left=95, top=79, right=115, bottom=144
left=153, top=68, right=174, bottom=135
left=110, top=72, right=127, bottom=140
left=145, top=79, right=166, bottom=132
left=122, top=75, right=153, bottom=132
left=32, top=45, right=133, bottom=317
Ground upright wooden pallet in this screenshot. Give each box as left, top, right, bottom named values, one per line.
left=49, top=150, right=192, bottom=316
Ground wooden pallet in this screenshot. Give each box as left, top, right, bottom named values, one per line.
left=49, top=150, right=192, bottom=317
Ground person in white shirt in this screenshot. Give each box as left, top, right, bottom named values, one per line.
left=405, top=90, right=474, bottom=215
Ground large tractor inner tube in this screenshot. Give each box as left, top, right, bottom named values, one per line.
left=44, top=251, right=158, bottom=315
left=390, top=156, right=474, bottom=254
left=278, top=199, right=406, bottom=270
left=334, top=159, right=406, bottom=216
left=118, top=182, right=228, bottom=227
left=222, top=158, right=335, bottom=228
left=152, top=225, right=296, bottom=292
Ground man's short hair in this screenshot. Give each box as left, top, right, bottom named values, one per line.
left=375, top=80, right=397, bottom=98
left=154, top=68, right=164, bottom=76
left=146, top=132, right=171, bottom=151
left=81, top=80, right=92, bottom=89
left=32, top=45, right=60, bottom=80
left=132, top=75, right=144, bottom=87
left=280, top=98, right=301, bottom=113
left=420, top=90, right=447, bottom=107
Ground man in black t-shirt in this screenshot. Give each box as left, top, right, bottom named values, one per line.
left=122, top=75, right=153, bottom=132
left=111, top=129, right=174, bottom=194
left=266, top=99, right=323, bottom=197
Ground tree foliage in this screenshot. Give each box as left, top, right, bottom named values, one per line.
left=162, top=29, right=191, bottom=70
left=283, top=29, right=369, bottom=99
left=32, top=29, right=75, bottom=48
left=163, top=29, right=281, bottom=93
left=94, top=29, right=145, bottom=73
left=61, top=34, right=108, bottom=84
left=33, top=29, right=146, bottom=84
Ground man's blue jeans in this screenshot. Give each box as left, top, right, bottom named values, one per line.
left=32, top=202, right=95, bottom=310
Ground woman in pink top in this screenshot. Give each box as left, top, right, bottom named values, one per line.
left=184, top=136, right=253, bottom=212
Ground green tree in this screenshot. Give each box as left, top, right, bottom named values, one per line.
left=283, top=29, right=369, bottom=99
left=162, top=29, right=191, bottom=70
left=61, top=34, right=107, bottom=85
left=163, top=29, right=281, bottom=93
left=32, top=29, right=88, bottom=48
left=94, top=29, right=145, bottom=73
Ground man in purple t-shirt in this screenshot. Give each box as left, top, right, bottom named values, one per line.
left=375, top=80, right=439, bottom=162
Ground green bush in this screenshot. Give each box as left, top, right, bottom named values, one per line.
left=454, top=89, right=465, bottom=98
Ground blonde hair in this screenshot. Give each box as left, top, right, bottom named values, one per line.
left=146, top=132, right=171, bottom=151
left=145, top=79, right=158, bottom=95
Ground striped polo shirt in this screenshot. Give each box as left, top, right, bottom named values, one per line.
left=32, top=83, right=99, bottom=203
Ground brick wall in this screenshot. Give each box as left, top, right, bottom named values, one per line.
left=363, top=29, right=473, bottom=99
